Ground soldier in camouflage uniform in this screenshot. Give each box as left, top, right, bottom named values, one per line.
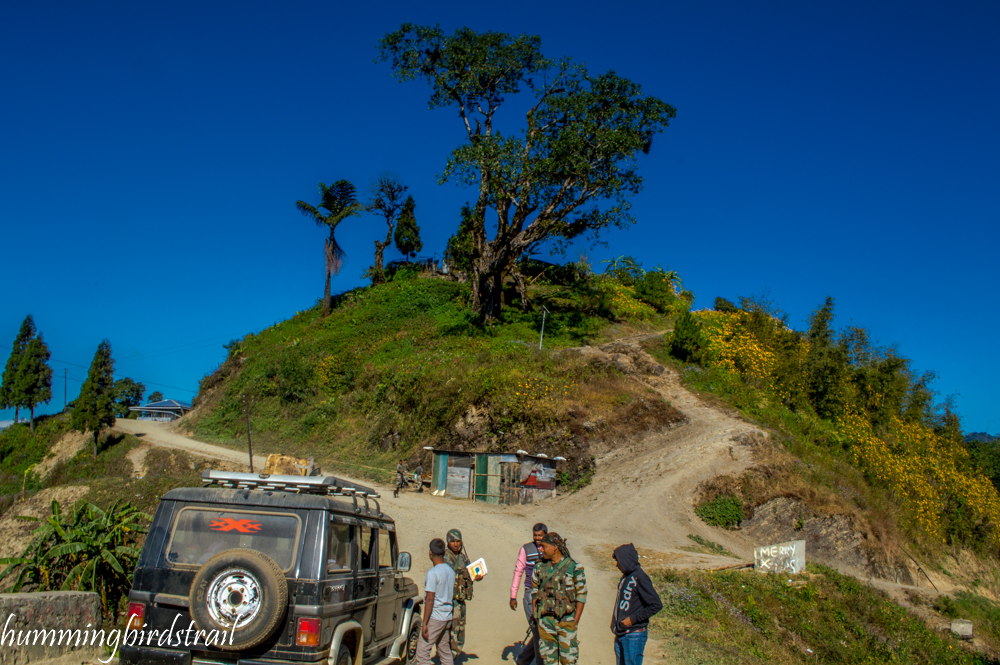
left=445, top=529, right=483, bottom=654
left=531, top=532, right=587, bottom=665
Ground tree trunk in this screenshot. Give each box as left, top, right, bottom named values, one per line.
left=478, top=271, right=504, bottom=321
left=14, top=407, right=18, bottom=424
left=94, top=430, right=99, bottom=458
left=29, top=405, right=34, bottom=434
left=372, top=238, right=390, bottom=286
left=322, top=238, right=333, bottom=317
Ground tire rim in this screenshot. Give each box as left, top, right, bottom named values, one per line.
left=406, top=624, right=419, bottom=660
left=205, top=568, right=263, bottom=628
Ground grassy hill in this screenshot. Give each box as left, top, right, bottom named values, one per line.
left=186, top=265, right=687, bottom=484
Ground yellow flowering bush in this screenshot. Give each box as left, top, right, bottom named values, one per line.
left=840, top=410, right=1000, bottom=545
left=595, top=278, right=657, bottom=319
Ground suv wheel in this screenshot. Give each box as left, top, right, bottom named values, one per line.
left=189, top=548, right=288, bottom=650
left=334, top=643, right=352, bottom=665
left=403, top=616, right=420, bottom=664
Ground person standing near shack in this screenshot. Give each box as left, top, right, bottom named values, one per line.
left=611, top=543, right=663, bottom=665
left=415, top=461, right=424, bottom=493
left=532, top=532, right=587, bottom=665
left=445, top=529, right=484, bottom=655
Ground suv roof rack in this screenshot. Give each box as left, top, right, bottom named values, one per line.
left=202, top=470, right=381, bottom=499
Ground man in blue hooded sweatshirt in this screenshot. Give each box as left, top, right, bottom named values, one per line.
left=611, top=544, right=663, bottom=665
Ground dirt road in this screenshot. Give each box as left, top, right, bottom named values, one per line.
left=114, top=418, right=267, bottom=470
left=108, top=341, right=767, bottom=664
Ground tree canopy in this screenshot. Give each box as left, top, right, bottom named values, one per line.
left=147, top=390, right=164, bottom=403
left=71, top=340, right=116, bottom=457
left=393, top=195, right=422, bottom=261
left=0, top=315, right=36, bottom=422
left=14, top=334, right=52, bottom=433
left=378, top=24, right=675, bottom=318
left=113, top=377, right=146, bottom=418
left=365, top=173, right=408, bottom=285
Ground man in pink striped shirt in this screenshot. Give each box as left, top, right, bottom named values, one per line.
left=510, top=523, right=547, bottom=665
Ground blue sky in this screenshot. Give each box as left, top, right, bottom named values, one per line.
left=1, top=0, right=997, bottom=434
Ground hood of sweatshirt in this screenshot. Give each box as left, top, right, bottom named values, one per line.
left=613, top=543, right=639, bottom=575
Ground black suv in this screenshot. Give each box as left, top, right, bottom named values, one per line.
left=119, top=471, right=422, bottom=665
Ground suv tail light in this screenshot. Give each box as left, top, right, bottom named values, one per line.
left=126, top=602, right=145, bottom=631
left=296, top=617, right=321, bottom=647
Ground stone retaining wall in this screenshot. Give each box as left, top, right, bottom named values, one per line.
left=0, top=591, right=103, bottom=664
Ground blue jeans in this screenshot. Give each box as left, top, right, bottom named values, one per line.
left=614, top=630, right=648, bottom=665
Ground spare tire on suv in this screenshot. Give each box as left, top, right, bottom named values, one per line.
left=189, top=548, right=288, bottom=650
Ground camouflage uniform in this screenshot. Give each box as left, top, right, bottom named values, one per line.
left=445, top=534, right=474, bottom=653
left=531, top=556, right=587, bottom=665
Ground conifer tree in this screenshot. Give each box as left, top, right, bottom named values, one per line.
left=0, top=315, right=36, bottom=424
left=393, top=195, right=422, bottom=261
left=72, top=340, right=116, bottom=457
left=14, top=334, right=52, bottom=433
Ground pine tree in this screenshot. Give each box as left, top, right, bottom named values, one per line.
left=444, top=204, right=477, bottom=272
left=72, top=340, right=116, bottom=457
left=393, top=196, right=422, bottom=261
left=14, top=334, right=52, bottom=433
left=1, top=315, right=36, bottom=424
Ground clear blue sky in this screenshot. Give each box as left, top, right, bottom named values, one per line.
left=1, top=1, right=997, bottom=434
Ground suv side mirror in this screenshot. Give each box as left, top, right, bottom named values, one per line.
left=397, top=552, right=411, bottom=572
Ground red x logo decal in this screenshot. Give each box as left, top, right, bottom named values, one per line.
left=209, top=518, right=262, bottom=533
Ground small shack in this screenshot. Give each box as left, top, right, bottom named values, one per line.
left=427, top=450, right=560, bottom=505
left=129, top=399, right=191, bottom=422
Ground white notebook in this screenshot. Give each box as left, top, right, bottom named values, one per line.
left=466, top=557, right=487, bottom=578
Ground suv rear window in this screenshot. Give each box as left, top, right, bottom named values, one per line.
left=165, top=508, right=302, bottom=571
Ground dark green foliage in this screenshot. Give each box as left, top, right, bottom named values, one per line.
left=71, top=340, right=116, bottom=456
left=378, top=24, right=675, bottom=319
left=669, top=311, right=706, bottom=363
left=804, top=297, right=850, bottom=420
left=0, top=315, right=37, bottom=421
left=112, top=377, right=145, bottom=417
left=147, top=390, right=163, bottom=403
left=602, top=255, right=645, bottom=286
left=0, top=415, right=70, bottom=510
left=0, top=499, right=149, bottom=621
left=14, top=334, right=52, bottom=433
left=714, top=296, right=738, bottom=313
left=694, top=495, right=744, bottom=528
left=393, top=195, right=422, bottom=260
left=444, top=203, right=477, bottom=272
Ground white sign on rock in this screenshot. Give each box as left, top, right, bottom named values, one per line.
left=754, top=539, right=806, bottom=574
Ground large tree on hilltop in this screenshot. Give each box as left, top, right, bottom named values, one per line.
left=1, top=315, right=36, bottom=424
left=14, top=334, right=52, bottom=433
left=364, top=173, right=408, bottom=285
left=378, top=24, right=676, bottom=319
left=393, top=195, right=422, bottom=261
left=72, top=340, right=116, bottom=457
left=296, top=180, right=362, bottom=316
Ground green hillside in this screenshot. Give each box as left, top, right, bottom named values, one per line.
left=187, top=263, right=688, bottom=484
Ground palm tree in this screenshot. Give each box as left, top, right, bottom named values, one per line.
left=296, top=180, right=362, bottom=317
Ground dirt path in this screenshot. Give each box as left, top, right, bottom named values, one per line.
left=114, top=418, right=267, bottom=470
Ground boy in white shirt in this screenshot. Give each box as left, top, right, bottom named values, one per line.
left=417, top=538, right=456, bottom=665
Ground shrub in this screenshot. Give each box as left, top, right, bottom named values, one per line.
left=0, top=499, right=150, bottom=621
left=669, top=311, right=707, bottom=363
left=714, top=297, right=738, bottom=313
left=695, top=495, right=745, bottom=528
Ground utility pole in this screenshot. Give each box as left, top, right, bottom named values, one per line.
left=242, top=394, right=256, bottom=473
left=538, top=306, right=549, bottom=350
